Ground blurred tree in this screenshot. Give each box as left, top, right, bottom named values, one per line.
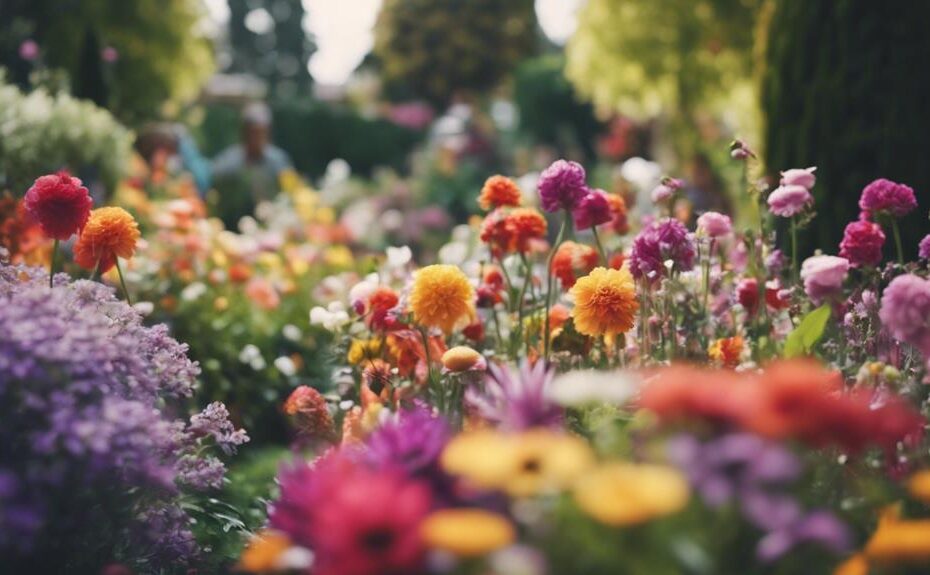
left=0, top=0, right=214, bottom=124
left=513, top=54, right=603, bottom=160
left=374, top=0, right=538, bottom=107
left=226, top=0, right=315, bottom=97
left=761, top=1, right=930, bottom=258
left=566, top=0, right=762, bottom=157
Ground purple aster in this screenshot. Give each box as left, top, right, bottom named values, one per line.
left=628, top=218, right=696, bottom=282
left=859, top=178, right=918, bottom=217
left=537, top=159, right=588, bottom=212
left=365, top=403, right=450, bottom=478
left=919, top=234, right=930, bottom=260
left=465, top=360, right=562, bottom=431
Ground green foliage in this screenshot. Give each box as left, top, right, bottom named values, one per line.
left=761, top=1, right=930, bottom=258
left=374, top=0, right=538, bottom=106
left=513, top=54, right=604, bottom=160
left=0, top=78, right=133, bottom=193
left=783, top=304, right=831, bottom=358
left=1, top=0, right=214, bottom=123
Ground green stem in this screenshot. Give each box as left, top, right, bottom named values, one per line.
left=892, top=219, right=904, bottom=265
left=543, top=215, right=569, bottom=363
left=591, top=226, right=608, bottom=266
left=419, top=327, right=437, bottom=406
left=114, top=258, right=132, bottom=305
left=791, top=216, right=799, bottom=283
left=49, top=238, right=60, bottom=289
left=702, top=239, right=713, bottom=320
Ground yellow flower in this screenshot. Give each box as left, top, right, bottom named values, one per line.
left=573, top=462, right=690, bottom=526
left=324, top=246, right=354, bottom=267
left=421, top=509, right=515, bottom=557
left=238, top=530, right=292, bottom=572
left=441, top=428, right=595, bottom=497
left=908, top=470, right=930, bottom=504
left=347, top=338, right=383, bottom=365
left=708, top=336, right=744, bottom=368
left=863, top=505, right=930, bottom=565
left=569, top=266, right=638, bottom=337
left=409, top=264, right=476, bottom=334
left=833, top=554, right=869, bottom=575
left=441, top=346, right=483, bottom=372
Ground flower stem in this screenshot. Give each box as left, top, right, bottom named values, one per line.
left=542, top=215, right=568, bottom=363
left=114, top=258, right=132, bottom=305
left=49, top=239, right=59, bottom=289
left=702, top=239, right=713, bottom=319
left=791, top=216, right=799, bottom=283
left=419, top=327, right=437, bottom=405
left=892, top=219, right=904, bottom=265
left=591, top=226, right=607, bottom=265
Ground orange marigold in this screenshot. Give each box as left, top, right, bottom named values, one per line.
left=708, top=336, right=744, bottom=368
left=284, top=385, right=336, bottom=441
left=570, top=266, right=638, bottom=337
left=506, top=207, right=547, bottom=253
left=478, top=175, right=522, bottom=211
left=409, top=264, right=476, bottom=333
left=606, top=193, right=630, bottom=235
left=551, top=241, right=599, bottom=289
left=73, top=207, right=140, bottom=273
left=479, top=209, right=516, bottom=258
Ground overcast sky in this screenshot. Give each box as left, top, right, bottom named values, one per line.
left=204, top=0, right=583, bottom=85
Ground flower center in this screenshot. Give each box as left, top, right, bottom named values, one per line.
left=360, top=527, right=395, bottom=552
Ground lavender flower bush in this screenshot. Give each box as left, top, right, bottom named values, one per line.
left=0, top=265, right=247, bottom=573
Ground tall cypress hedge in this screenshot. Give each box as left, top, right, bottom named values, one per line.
left=761, top=1, right=930, bottom=258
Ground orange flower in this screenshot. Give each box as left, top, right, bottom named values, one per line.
left=570, top=266, right=638, bottom=337
left=479, top=209, right=516, bottom=258
left=478, top=175, right=522, bottom=210
left=506, top=208, right=547, bottom=253
left=73, top=207, right=140, bottom=273
left=708, top=336, right=744, bottom=368
left=409, top=265, right=476, bottom=334
left=238, top=530, right=293, bottom=572
left=284, top=386, right=335, bottom=441
left=605, top=193, right=630, bottom=235
left=246, top=278, right=281, bottom=310
left=551, top=241, right=599, bottom=289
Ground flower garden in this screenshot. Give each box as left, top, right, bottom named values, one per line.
left=3, top=2, right=930, bottom=575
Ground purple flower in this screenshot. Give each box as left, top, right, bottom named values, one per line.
left=365, top=403, right=450, bottom=477
left=920, top=234, right=930, bottom=260
left=879, top=274, right=930, bottom=354
left=767, top=185, right=812, bottom=217
left=756, top=511, right=851, bottom=563
left=628, top=218, right=696, bottom=282
left=18, top=40, right=39, bottom=61
left=537, top=159, right=587, bottom=212
left=465, top=361, right=562, bottom=431
left=572, top=188, right=612, bottom=230
left=800, top=255, right=848, bottom=302
left=859, top=178, right=918, bottom=217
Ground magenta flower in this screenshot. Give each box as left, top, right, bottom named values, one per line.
left=780, top=167, right=816, bottom=189
left=537, top=159, right=587, bottom=212
left=859, top=178, right=918, bottom=217
left=651, top=177, right=684, bottom=204
left=101, top=46, right=119, bottom=63
left=465, top=360, right=562, bottom=431
left=879, top=274, right=930, bottom=354
left=800, top=255, right=849, bottom=302
left=767, top=185, right=812, bottom=217
left=572, top=188, right=612, bottom=230
left=839, top=219, right=885, bottom=268
left=628, top=218, right=696, bottom=281
left=696, top=211, right=732, bottom=238
left=18, top=40, right=39, bottom=62
left=730, top=139, right=756, bottom=160
left=919, top=234, right=930, bottom=260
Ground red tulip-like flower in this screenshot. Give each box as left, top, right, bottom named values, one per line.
left=23, top=172, right=93, bottom=241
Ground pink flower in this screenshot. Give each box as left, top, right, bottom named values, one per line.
left=23, top=171, right=93, bottom=240
left=572, top=188, right=612, bottom=230
left=839, top=220, right=885, bottom=268
left=859, top=178, right=918, bottom=217
left=919, top=234, right=930, bottom=260
left=696, top=211, right=732, bottom=238
left=767, top=185, right=812, bottom=217
left=537, top=159, right=588, bottom=212
left=651, top=177, right=684, bottom=204
left=879, top=274, right=930, bottom=354
left=780, top=167, right=817, bottom=189
left=19, top=40, right=39, bottom=61
left=800, top=255, right=849, bottom=302
left=101, top=46, right=119, bottom=63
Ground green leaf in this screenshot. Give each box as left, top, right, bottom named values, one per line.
left=783, top=304, right=832, bottom=358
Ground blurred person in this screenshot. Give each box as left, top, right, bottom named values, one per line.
left=211, top=102, right=292, bottom=228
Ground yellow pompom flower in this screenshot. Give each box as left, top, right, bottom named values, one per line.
left=347, top=338, right=383, bottom=365
left=569, top=266, right=638, bottom=337
left=573, top=462, right=690, bottom=526
left=409, top=264, right=476, bottom=334
left=73, top=207, right=140, bottom=273
left=421, top=509, right=515, bottom=557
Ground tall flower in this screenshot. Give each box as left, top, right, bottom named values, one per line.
left=859, top=178, right=918, bottom=217
left=550, top=241, right=599, bottom=289
left=408, top=264, right=475, bottom=334
left=780, top=167, right=816, bottom=189
left=572, top=188, right=612, bottom=231
left=478, top=175, right=522, bottom=211
left=537, top=160, right=587, bottom=212
left=73, top=207, right=140, bottom=273
left=605, top=193, right=630, bottom=234
left=696, top=211, right=732, bottom=238
left=767, top=185, right=812, bottom=217
left=628, top=218, right=696, bottom=282
left=839, top=219, right=885, bottom=268
left=570, top=266, right=638, bottom=337
left=506, top=207, right=547, bottom=253
left=879, top=274, right=930, bottom=355
left=22, top=172, right=93, bottom=241
left=800, top=255, right=848, bottom=302
left=465, top=361, right=562, bottom=431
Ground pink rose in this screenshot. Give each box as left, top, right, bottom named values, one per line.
left=651, top=177, right=683, bottom=204
left=767, top=185, right=813, bottom=217
left=780, top=167, right=817, bottom=189
left=696, top=211, right=732, bottom=238
left=800, top=255, right=849, bottom=302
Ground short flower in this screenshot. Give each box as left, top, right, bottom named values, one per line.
left=651, top=177, right=684, bottom=203
left=284, top=386, right=335, bottom=441
left=572, top=188, right=612, bottom=231
left=696, top=211, right=732, bottom=238
left=506, top=207, right=548, bottom=253
left=573, top=463, right=690, bottom=526
left=570, top=266, right=638, bottom=337
left=780, top=167, right=816, bottom=189
left=73, top=207, right=140, bottom=273
left=551, top=241, right=599, bottom=289
left=420, top=509, right=515, bottom=557
left=479, top=209, right=516, bottom=258
left=537, top=159, right=587, bottom=212
left=859, top=178, right=918, bottom=217
left=708, top=336, right=744, bottom=368
left=839, top=219, right=885, bottom=268
left=23, top=172, right=93, bottom=240
left=800, top=255, right=848, bottom=302
left=479, top=175, right=522, bottom=211
left=441, top=346, right=485, bottom=372
left=605, top=193, right=630, bottom=234
left=920, top=234, right=930, bottom=260
left=409, top=265, right=476, bottom=334
left=879, top=274, right=930, bottom=354
left=767, top=185, right=813, bottom=217
left=628, top=218, right=696, bottom=281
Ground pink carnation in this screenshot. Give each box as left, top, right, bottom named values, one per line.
left=919, top=234, right=930, bottom=260
left=879, top=274, right=930, bottom=354
left=23, top=171, right=93, bottom=240
left=839, top=220, right=885, bottom=268
left=859, top=178, right=918, bottom=217
left=780, top=167, right=817, bottom=189
left=572, top=188, right=612, bottom=231
left=651, top=177, right=684, bottom=204
left=767, top=185, right=812, bottom=217
left=537, top=159, right=588, bottom=213
left=696, top=211, right=732, bottom=238
left=800, top=255, right=849, bottom=302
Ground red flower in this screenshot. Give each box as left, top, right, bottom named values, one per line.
left=478, top=175, right=522, bottom=211
left=367, top=286, right=402, bottom=331
left=839, top=219, right=885, bottom=268
left=638, top=365, right=756, bottom=428
left=23, top=172, right=93, bottom=240
left=550, top=241, right=599, bottom=289
left=479, top=209, right=515, bottom=258
left=737, top=278, right=789, bottom=315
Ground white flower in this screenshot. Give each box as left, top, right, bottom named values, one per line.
left=348, top=277, right=379, bottom=308
left=309, top=301, right=350, bottom=331
left=274, top=356, right=297, bottom=377
left=548, top=370, right=641, bottom=407
left=438, top=241, right=468, bottom=265
left=386, top=245, right=413, bottom=268
left=282, top=324, right=302, bottom=341
left=239, top=344, right=262, bottom=363
left=132, top=301, right=154, bottom=316
left=180, top=282, right=207, bottom=302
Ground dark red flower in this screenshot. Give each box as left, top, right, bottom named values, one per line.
left=839, top=219, right=885, bottom=268
left=23, top=172, right=93, bottom=240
